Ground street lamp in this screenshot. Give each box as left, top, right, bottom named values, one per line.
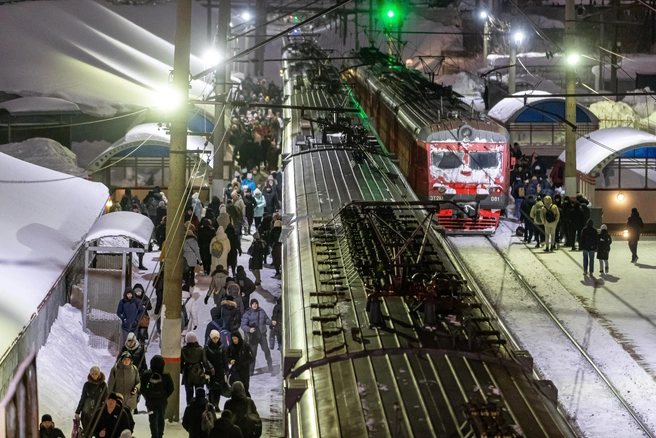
left=242, top=12, right=251, bottom=21
left=567, top=53, right=580, bottom=65
left=479, top=11, right=489, bottom=66
left=513, top=31, right=524, bottom=46
left=508, top=30, right=524, bottom=94
left=152, top=87, right=184, bottom=112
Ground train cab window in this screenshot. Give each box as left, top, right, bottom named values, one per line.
left=431, top=151, right=463, bottom=169
left=469, top=152, right=500, bottom=169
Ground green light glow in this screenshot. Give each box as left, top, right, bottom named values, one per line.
left=387, top=10, right=395, bottom=18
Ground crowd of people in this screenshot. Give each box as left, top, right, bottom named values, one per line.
left=509, top=143, right=645, bottom=275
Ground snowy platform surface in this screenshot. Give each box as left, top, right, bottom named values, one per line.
left=38, top=234, right=283, bottom=437
left=452, top=220, right=656, bottom=437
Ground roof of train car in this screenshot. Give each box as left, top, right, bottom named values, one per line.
left=282, top=55, right=569, bottom=437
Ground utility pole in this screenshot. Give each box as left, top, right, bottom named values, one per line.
left=163, top=0, right=192, bottom=422
left=369, top=0, right=374, bottom=46
left=508, top=5, right=517, bottom=94
left=212, top=0, right=230, bottom=200
left=483, top=19, right=489, bottom=68
left=597, top=20, right=604, bottom=91
left=565, top=0, right=578, bottom=196
left=610, top=0, right=619, bottom=100
left=354, top=0, right=360, bottom=50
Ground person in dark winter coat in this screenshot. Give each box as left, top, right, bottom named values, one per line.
left=511, top=177, right=526, bottom=221
left=154, top=268, right=164, bottom=316
left=269, top=297, right=282, bottom=351
left=108, top=352, right=141, bottom=412
left=205, top=330, right=229, bottom=408
left=207, top=196, right=223, bottom=219
left=205, top=306, right=224, bottom=345
left=116, top=287, right=143, bottom=345
left=263, top=184, right=279, bottom=215
left=530, top=152, right=547, bottom=177
left=223, top=382, right=260, bottom=438
left=120, top=189, right=133, bottom=213
left=198, top=219, right=216, bottom=275
left=597, top=224, right=612, bottom=274
left=560, top=196, right=573, bottom=247
left=75, top=366, right=107, bottom=433
left=627, top=207, right=644, bottom=263
left=580, top=219, right=599, bottom=275
left=235, top=266, right=256, bottom=309
left=205, top=266, right=229, bottom=306
left=155, top=216, right=167, bottom=249
left=567, top=200, right=586, bottom=250
left=93, top=393, right=131, bottom=438
left=209, top=409, right=243, bottom=438
left=227, top=332, right=254, bottom=394
left=40, top=414, right=65, bottom=438
left=131, top=284, right=152, bottom=345
left=243, top=188, right=255, bottom=235
left=520, top=195, right=536, bottom=243
left=182, top=387, right=210, bottom=438
left=269, top=220, right=282, bottom=277
left=141, top=355, right=174, bottom=438
left=248, top=233, right=268, bottom=286
left=225, top=224, right=241, bottom=276
left=181, top=332, right=213, bottom=405
left=118, top=332, right=147, bottom=375
left=241, top=299, right=273, bottom=375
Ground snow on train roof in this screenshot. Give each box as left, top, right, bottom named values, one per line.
left=0, top=152, right=108, bottom=360
left=558, top=127, right=656, bottom=174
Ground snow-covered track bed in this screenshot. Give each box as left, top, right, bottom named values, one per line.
left=448, top=230, right=656, bottom=437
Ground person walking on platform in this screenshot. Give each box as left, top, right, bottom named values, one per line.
left=75, top=366, right=107, bottom=433
left=520, top=195, right=536, bottom=244
left=181, top=332, right=213, bottom=406
left=241, top=299, right=273, bottom=375
left=223, top=382, right=260, bottom=438
left=540, top=195, right=560, bottom=252
left=247, top=233, right=268, bottom=286
left=116, top=287, right=142, bottom=346
left=597, top=224, right=612, bottom=274
left=530, top=196, right=544, bottom=248
left=209, top=409, right=243, bottom=438
left=108, top=352, right=141, bottom=413
left=39, top=414, right=65, bottom=438
left=580, top=219, right=599, bottom=276
left=627, top=207, right=644, bottom=263
left=227, top=332, right=254, bottom=394
left=140, top=355, right=174, bottom=438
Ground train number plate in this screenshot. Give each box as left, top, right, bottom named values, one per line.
left=490, top=196, right=501, bottom=202
left=429, top=195, right=444, bottom=201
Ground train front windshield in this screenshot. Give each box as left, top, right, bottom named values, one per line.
left=429, top=146, right=503, bottom=185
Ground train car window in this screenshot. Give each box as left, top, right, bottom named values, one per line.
left=469, top=152, right=500, bottom=169
left=431, top=151, right=463, bottom=169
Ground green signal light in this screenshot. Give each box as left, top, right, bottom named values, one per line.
left=387, top=10, right=395, bottom=18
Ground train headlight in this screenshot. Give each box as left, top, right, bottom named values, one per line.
left=432, top=184, right=447, bottom=194
left=623, top=229, right=629, bottom=238
left=488, top=185, right=503, bottom=195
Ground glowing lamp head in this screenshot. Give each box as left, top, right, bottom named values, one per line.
left=479, top=11, right=488, bottom=19
left=513, top=31, right=524, bottom=45
left=387, top=10, right=395, bottom=18
left=567, top=53, right=580, bottom=65
left=242, top=12, right=251, bottom=21
left=152, top=87, right=184, bottom=112
left=616, top=193, right=625, bottom=201
left=623, top=229, right=629, bottom=238
left=203, top=49, right=221, bottom=68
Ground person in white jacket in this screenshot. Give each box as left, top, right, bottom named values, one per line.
left=210, top=226, right=231, bottom=272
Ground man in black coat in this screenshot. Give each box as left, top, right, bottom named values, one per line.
left=567, top=201, right=585, bottom=250
left=93, top=393, right=131, bottom=438
left=209, top=409, right=243, bottom=438
left=270, top=297, right=282, bottom=351
left=182, top=388, right=210, bottom=438
left=141, top=355, right=174, bottom=438
left=223, top=382, right=259, bottom=438
left=39, top=414, right=65, bottom=438
left=580, top=219, right=599, bottom=276
left=227, top=332, right=254, bottom=394
left=520, top=195, right=536, bottom=243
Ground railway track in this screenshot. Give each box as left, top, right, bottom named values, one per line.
left=446, top=226, right=655, bottom=437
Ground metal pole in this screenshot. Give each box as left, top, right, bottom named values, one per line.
left=369, top=0, right=374, bottom=46
left=610, top=0, right=619, bottom=100
left=212, top=0, right=230, bottom=199
left=508, top=43, right=516, bottom=94
left=83, top=248, right=89, bottom=332
left=354, top=0, right=360, bottom=50
left=483, top=20, right=489, bottom=68
left=598, top=20, right=604, bottom=91
left=565, top=0, right=578, bottom=196
left=164, top=0, right=192, bottom=422
left=255, top=0, right=266, bottom=77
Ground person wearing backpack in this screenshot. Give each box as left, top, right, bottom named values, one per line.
left=511, top=177, right=526, bottom=221
left=201, top=403, right=217, bottom=438
left=223, top=381, right=261, bottom=438
left=597, top=224, right=612, bottom=274
left=141, top=355, right=174, bottom=438
left=181, top=332, right=213, bottom=405
left=205, top=330, right=229, bottom=409
left=182, top=387, right=210, bottom=438
left=209, top=409, right=243, bottom=438
left=529, top=196, right=544, bottom=248
left=205, top=265, right=229, bottom=306
left=540, top=195, right=560, bottom=252
left=210, top=227, right=231, bottom=273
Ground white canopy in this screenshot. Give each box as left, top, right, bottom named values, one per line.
left=558, top=127, right=656, bottom=174
left=0, top=152, right=108, bottom=359
left=85, top=211, right=154, bottom=247
left=487, top=91, right=553, bottom=123
left=0, top=97, right=80, bottom=115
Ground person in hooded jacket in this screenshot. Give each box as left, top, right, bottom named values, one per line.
left=252, top=189, right=266, bottom=230
left=567, top=200, right=586, bottom=250
left=269, top=220, right=282, bottom=277
left=209, top=409, right=243, bottom=438
left=116, top=287, right=143, bottom=346
left=235, top=266, right=256, bottom=309
left=132, top=284, right=152, bottom=345
left=181, top=332, right=213, bottom=405
left=118, top=332, right=147, bottom=375
left=243, top=188, right=256, bottom=235
left=198, top=219, right=216, bottom=275
left=210, top=227, right=231, bottom=273
left=230, top=191, right=246, bottom=236
left=183, top=229, right=202, bottom=287
left=205, top=330, right=229, bottom=409
left=540, top=195, right=560, bottom=252
left=191, top=193, right=203, bottom=222
left=75, top=366, right=108, bottom=433
left=223, top=382, right=259, bottom=438
left=155, top=216, right=167, bottom=249
left=269, top=297, right=282, bottom=351
left=597, top=224, right=612, bottom=274
left=218, top=205, right=231, bottom=231
left=207, top=196, right=223, bottom=219
left=108, top=352, right=141, bottom=412
left=580, top=219, right=599, bottom=275
left=247, top=233, right=268, bottom=286
left=141, top=355, right=174, bottom=438
left=530, top=152, right=547, bottom=177
left=219, top=295, right=242, bottom=332
left=227, top=332, right=254, bottom=393
left=241, top=173, right=256, bottom=193
left=205, top=306, right=224, bottom=345
left=182, top=387, right=210, bottom=438
left=93, top=393, right=131, bottom=438
left=627, top=207, right=644, bottom=263
left=225, top=282, right=245, bottom=318
left=529, top=196, right=544, bottom=248
left=225, top=224, right=241, bottom=277
left=241, top=299, right=273, bottom=375
left=205, top=265, right=229, bottom=306
left=263, top=185, right=279, bottom=215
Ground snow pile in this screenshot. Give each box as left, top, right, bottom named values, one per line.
left=0, top=138, right=85, bottom=176
left=37, top=304, right=116, bottom=425
left=588, top=101, right=637, bottom=129
left=622, top=88, right=656, bottom=118
left=438, top=73, right=485, bottom=111
left=72, top=140, right=112, bottom=169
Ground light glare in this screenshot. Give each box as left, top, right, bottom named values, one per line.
left=480, top=11, right=488, bottom=19
left=153, top=87, right=184, bottom=112
left=567, top=53, right=580, bottom=65
left=242, top=12, right=251, bottom=21
left=513, top=31, right=524, bottom=45
left=616, top=192, right=625, bottom=201
left=203, top=49, right=222, bottom=67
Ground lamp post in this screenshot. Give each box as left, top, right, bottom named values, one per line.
left=479, top=11, right=489, bottom=67
left=508, top=30, right=523, bottom=94
left=565, top=0, right=578, bottom=195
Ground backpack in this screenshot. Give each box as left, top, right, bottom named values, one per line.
left=181, top=297, right=191, bottom=330
left=201, top=405, right=216, bottom=434
left=545, top=206, right=556, bottom=223
left=211, top=240, right=224, bottom=258
left=211, top=320, right=233, bottom=348
left=518, top=186, right=525, bottom=198
left=244, top=400, right=262, bottom=438
left=145, top=372, right=166, bottom=400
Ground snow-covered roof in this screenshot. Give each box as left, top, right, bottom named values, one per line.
left=85, top=212, right=154, bottom=247
left=88, top=123, right=213, bottom=171
left=488, top=91, right=598, bottom=125
left=558, top=127, right=656, bottom=174
left=0, top=97, right=80, bottom=115
left=0, top=152, right=108, bottom=360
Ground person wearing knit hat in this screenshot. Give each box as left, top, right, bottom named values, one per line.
left=108, top=350, right=140, bottom=413
left=75, top=365, right=108, bottom=431
left=597, top=223, right=612, bottom=274
left=94, top=392, right=131, bottom=438
left=182, top=385, right=210, bottom=437
left=253, top=188, right=265, bottom=231
left=39, top=414, right=65, bottom=438
left=247, top=231, right=268, bottom=286
left=241, top=297, right=273, bottom=375
left=181, top=331, right=213, bottom=405
left=205, top=328, right=228, bottom=408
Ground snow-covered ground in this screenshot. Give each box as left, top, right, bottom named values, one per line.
left=451, top=221, right=656, bottom=437
left=38, top=233, right=283, bottom=437
left=0, top=138, right=85, bottom=177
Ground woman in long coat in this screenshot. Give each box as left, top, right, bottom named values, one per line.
left=210, top=226, right=231, bottom=273
left=75, top=366, right=108, bottom=432
left=108, top=352, right=141, bottom=411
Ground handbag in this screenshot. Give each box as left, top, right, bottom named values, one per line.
left=194, top=263, right=201, bottom=274
left=138, top=313, right=150, bottom=328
